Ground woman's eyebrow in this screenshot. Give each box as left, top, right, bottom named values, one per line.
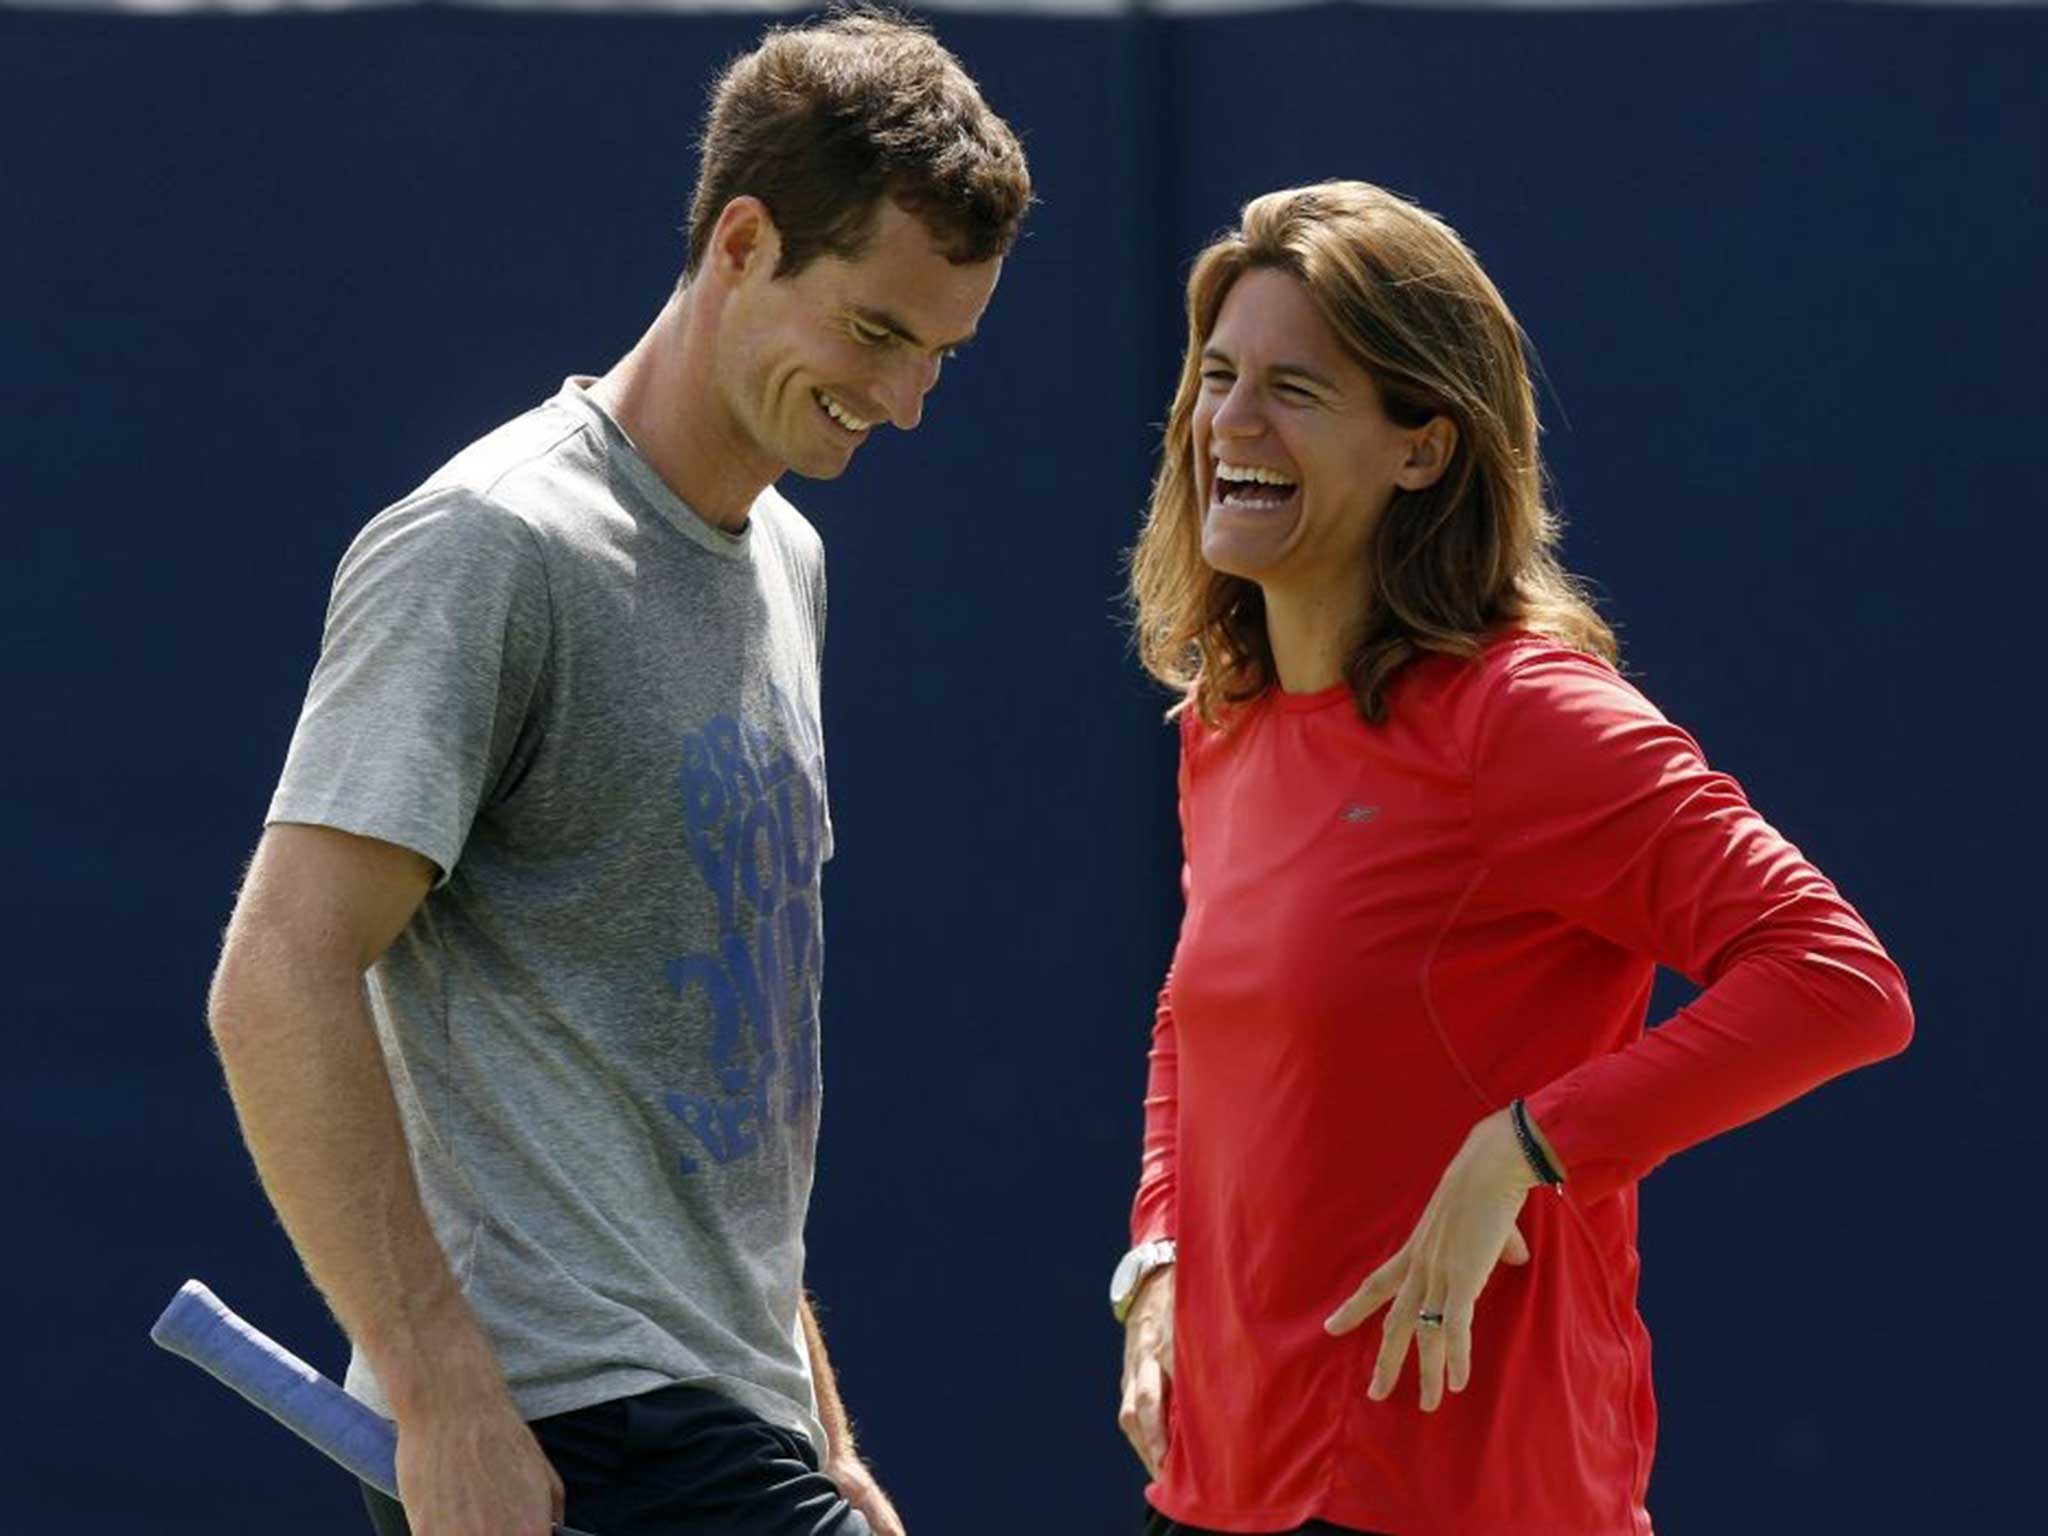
left=1201, top=346, right=1340, bottom=392
left=1271, top=362, right=1340, bottom=391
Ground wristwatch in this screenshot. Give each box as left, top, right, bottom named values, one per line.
left=1109, top=1238, right=1177, bottom=1323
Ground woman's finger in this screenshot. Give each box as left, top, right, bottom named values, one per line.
left=1325, top=1252, right=1406, bottom=1336
left=1140, top=1355, right=1168, bottom=1473
left=1367, top=1270, right=1427, bottom=1400
left=1445, top=1293, right=1479, bottom=1394
left=1414, top=1287, right=1452, bottom=1412
left=1118, top=1356, right=1165, bottom=1476
left=1501, top=1222, right=1530, bottom=1266
left=1117, top=1398, right=1156, bottom=1477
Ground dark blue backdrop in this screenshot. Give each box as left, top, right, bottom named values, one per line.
left=4, top=5, right=2042, bottom=1531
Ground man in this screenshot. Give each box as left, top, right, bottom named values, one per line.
left=204, top=14, right=1030, bottom=1536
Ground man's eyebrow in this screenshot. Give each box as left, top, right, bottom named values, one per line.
left=1200, top=346, right=1341, bottom=393
left=852, top=305, right=976, bottom=353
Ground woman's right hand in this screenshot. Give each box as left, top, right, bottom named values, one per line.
left=1118, top=1264, right=1176, bottom=1478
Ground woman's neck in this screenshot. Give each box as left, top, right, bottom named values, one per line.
left=1262, top=579, right=1369, bottom=695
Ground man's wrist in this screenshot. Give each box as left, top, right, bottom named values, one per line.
left=821, top=1420, right=857, bottom=1470
left=371, top=1297, right=510, bottom=1422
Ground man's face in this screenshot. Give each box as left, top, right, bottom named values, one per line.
left=718, top=200, right=1003, bottom=481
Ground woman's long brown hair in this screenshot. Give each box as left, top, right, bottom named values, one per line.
left=1129, top=181, right=1614, bottom=724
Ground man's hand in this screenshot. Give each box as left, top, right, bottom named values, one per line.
left=394, top=1389, right=563, bottom=1536
left=1117, top=1263, right=1175, bottom=1477
left=388, top=1318, right=565, bottom=1536
left=825, top=1449, right=905, bottom=1536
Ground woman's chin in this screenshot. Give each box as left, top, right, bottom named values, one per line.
left=1201, top=530, right=1285, bottom=583
left=1202, top=497, right=1303, bottom=582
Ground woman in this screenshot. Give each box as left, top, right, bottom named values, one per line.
left=1112, top=181, right=1911, bottom=1536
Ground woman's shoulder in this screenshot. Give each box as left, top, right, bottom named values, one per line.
left=1385, top=626, right=1598, bottom=698
left=1445, top=627, right=1636, bottom=711
left=1172, top=684, right=1279, bottom=782
left=1174, top=691, right=1224, bottom=761
left=1173, top=632, right=1648, bottom=763
left=1477, top=627, right=1622, bottom=683
left=1393, top=629, right=1663, bottom=774
left=1461, top=632, right=1708, bottom=808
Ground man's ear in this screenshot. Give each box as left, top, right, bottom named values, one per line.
left=707, top=196, right=782, bottom=283
left=1394, top=414, right=1459, bottom=493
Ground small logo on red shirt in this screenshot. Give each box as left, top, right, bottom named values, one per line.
left=1340, top=804, right=1381, bottom=823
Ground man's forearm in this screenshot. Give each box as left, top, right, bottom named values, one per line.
left=208, top=934, right=505, bottom=1419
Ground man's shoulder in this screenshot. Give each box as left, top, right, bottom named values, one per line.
left=345, top=387, right=614, bottom=571
left=413, top=389, right=591, bottom=519
left=751, top=486, right=824, bottom=569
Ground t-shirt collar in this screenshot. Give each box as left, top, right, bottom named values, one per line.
left=553, top=376, right=758, bottom=561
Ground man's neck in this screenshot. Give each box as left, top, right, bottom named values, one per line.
left=589, top=289, right=773, bottom=534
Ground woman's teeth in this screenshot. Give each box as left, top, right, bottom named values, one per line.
left=1214, top=462, right=1298, bottom=503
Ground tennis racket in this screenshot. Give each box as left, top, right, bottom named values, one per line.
left=151, top=1279, right=595, bottom=1535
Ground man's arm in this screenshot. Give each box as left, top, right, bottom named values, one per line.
left=208, top=823, right=562, bottom=1536
left=799, top=1295, right=905, bottom=1536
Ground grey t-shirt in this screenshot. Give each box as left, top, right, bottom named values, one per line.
left=268, top=379, right=831, bottom=1452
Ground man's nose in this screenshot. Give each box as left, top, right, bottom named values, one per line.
left=875, top=351, right=940, bottom=432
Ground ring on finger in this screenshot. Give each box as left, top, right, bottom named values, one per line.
left=1417, top=1309, right=1446, bottom=1327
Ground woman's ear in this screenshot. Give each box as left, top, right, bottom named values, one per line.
left=1394, top=415, right=1458, bottom=492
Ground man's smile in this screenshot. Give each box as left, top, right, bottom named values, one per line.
left=814, top=388, right=874, bottom=436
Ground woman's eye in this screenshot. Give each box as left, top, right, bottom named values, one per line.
left=1200, top=369, right=1233, bottom=385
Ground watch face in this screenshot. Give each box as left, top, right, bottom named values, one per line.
left=1110, top=1249, right=1142, bottom=1303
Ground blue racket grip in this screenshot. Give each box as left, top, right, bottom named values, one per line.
left=152, top=1279, right=595, bottom=1535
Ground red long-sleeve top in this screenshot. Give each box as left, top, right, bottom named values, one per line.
left=1131, top=633, right=1911, bottom=1535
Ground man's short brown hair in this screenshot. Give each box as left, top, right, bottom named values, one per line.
left=685, top=7, right=1033, bottom=280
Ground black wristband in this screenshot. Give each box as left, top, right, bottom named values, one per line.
left=1510, top=1098, right=1563, bottom=1189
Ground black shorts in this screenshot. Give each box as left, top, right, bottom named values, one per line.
left=362, top=1381, right=871, bottom=1536
left=1145, top=1509, right=1387, bottom=1536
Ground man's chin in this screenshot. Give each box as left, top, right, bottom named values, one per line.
left=785, top=428, right=863, bottom=479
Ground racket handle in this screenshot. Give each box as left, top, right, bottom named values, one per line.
left=152, top=1279, right=596, bottom=1536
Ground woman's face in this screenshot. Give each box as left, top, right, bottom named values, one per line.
left=1191, top=267, right=1448, bottom=602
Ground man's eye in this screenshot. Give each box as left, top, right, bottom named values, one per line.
left=852, top=321, right=892, bottom=346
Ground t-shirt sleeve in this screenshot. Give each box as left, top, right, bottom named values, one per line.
left=267, top=490, right=553, bottom=881
left=1472, top=648, right=1913, bottom=1202
left=811, top=539, right=828, bottom=670
left=802, top=524, right=834, bottom=868
left=1130, top=713, right=1195, bottom=1247
left=1131, top=975, right=1180, bottom=1248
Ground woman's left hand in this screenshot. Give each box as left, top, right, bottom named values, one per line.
left=1323, top=1109, right=1543, bottom=1412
